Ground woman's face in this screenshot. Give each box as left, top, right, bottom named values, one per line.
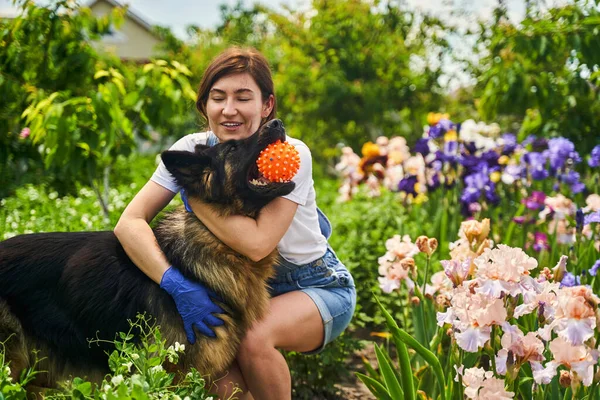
left=206, top=73, right=274, bottom=141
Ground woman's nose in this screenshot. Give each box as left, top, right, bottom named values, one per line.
left=222, top=99, right=237, bottom=116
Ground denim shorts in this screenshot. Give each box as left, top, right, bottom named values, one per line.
left=268, top=248, right=356, bottom=354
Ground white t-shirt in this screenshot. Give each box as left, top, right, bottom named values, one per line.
left=151, top=131, right=328, bottom=264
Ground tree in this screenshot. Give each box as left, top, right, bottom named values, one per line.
left=472, top=0, right=600, bottom=151
left=0, top=0, right=123, bottom=194
left=265, top=0, right=452, bottom=157
left=2, top=1, right=198, bottom=220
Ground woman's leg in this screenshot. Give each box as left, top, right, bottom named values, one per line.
left=212, top=360, right=253, bottom=399
left=234, top=290, right=324, bottom=400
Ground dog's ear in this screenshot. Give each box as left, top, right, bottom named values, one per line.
left=161, top=150, right=213, bottom=186
left=194, top=144, right=211, bottom=154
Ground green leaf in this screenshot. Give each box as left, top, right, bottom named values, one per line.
left=356, top=372, right=394, bottom=400
left=539, top=36, right=547, bottom=56
left=361, top=354, right=380, bottom=380
left=393, top=335, right=416, bottom=400
left=94, top=70, right=110, bottom=80
left=375, top=296, right=446, bottom=400
left=374, top=344, right=405, bottom=400
left=75, top=380, right=92, bottom=396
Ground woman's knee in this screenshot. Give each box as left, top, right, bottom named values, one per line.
left=238, top=323, right=275, bottom=362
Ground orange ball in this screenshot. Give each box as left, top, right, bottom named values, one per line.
left=256, top=140, right=301, bottom=182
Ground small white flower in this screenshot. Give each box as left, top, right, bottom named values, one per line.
left=131, top=353, right=140, bottom=360
left=150, top=365, right=164, bottom=373
left=111, top=374, right=124, bottom=386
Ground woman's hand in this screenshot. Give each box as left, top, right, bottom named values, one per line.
left=160, top=266, right=225, bottom=343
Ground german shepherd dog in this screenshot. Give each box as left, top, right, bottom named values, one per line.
left=0, top=119, right=295, bottom=389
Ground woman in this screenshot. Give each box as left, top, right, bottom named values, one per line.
left=114, top=46, right=356, bottom=400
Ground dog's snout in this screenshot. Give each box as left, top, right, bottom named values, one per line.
left=267, top=119, right=282, bottom=129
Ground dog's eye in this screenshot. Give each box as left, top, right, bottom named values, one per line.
left=229, top=145, right=237, bottom=153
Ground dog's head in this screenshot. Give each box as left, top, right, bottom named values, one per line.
left=161, top=119, right=296, bottom=217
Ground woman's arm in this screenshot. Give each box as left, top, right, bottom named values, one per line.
left=187, top=196, right=298, bottom=262
left=114, top=181, right=176, bottom=283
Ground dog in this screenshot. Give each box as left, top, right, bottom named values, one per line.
left=0, top=118, right=295, bottom=389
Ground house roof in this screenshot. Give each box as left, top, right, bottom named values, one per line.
left=85, top=0, right=160, bottom=39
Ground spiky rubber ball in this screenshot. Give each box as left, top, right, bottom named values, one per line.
left=256, top=140, right=301, bottom=182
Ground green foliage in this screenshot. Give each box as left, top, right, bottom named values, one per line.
left=0, top=0, right=122, bottom=196
left=264, top=0, right=451, bottom=155
left=472, top=0, right=600, bottom=152
left=358, top=296, right=447, bottom=400
left=1, top=1, right=197, bottom=218
left=0, top=155, right=175, bottom=238
left=0, top=314, right=216, bottom=400
left=0, top=338, right=41, bottom=400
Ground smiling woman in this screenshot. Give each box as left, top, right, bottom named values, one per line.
left=114, top=46, right=356, bottom=400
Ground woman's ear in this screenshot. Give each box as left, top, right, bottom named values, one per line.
left=262, top=94, right=275, bottom=118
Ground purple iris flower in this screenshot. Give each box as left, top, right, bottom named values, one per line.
left=523, top=152, right=549, bottom=180
left=590, top=259, right=600, bottom=277
left=465, top=170, right=489, bottom=190
left=461, top=186, right=481, bottom=204
left=482, top=150, right=500, bottom=167
left=444, top=140, right=459, bottom=155
left=485, top=183, right=500, bottom=205
left=584, top=211, right=600, bottom=226
left=561, top=171, right=586, bottom=194
left=571, top=181, right=586, bottom=194
left=435, top=150, right=457, bottom=164
left=576, top=209, right=584, bottom=233
left=545, top=138, right=581, bottom=171
left=459, top=154, right=484, bottom=174
left=500, top=133, right=517, bottom=155
left=523, top=191, right=546, bottom=210
left=531, top=137, right=549, bottom=152
left=438, top=119, right=454, bottom=131
left=589, top=145, right=600, bottom=167
left=427, top=119, right=456, bottom=139
left=513, top=216, right=527, bottom=224
left=428, top=125, right=443, bottom=139
left=522, top=135, right=537, bottom=147
left=532, top=232, right=550, bottom=252
left=504, top=164, right=524, bottom=182
left=560, top=272, right=580, bottom=288
left=428, top=173, right=441, bottom=191
left=398, top=175, right=418, bottom=196
left=431, top=160, right=443, bottom=171
left=414, top=138, right=430, bottom=156
left=463, top=141, right=478, bottom=154
left=561, top=170, right=580, bottom=185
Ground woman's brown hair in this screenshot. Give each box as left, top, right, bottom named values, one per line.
left=196, top=47, right=276, bottom=124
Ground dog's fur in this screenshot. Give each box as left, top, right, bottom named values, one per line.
left=0, top=119, right=295, bottom=388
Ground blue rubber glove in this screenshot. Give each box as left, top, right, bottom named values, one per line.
left=180, top=189, right=193, bottom=213
left=160, top=266, right=224, bottom=343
